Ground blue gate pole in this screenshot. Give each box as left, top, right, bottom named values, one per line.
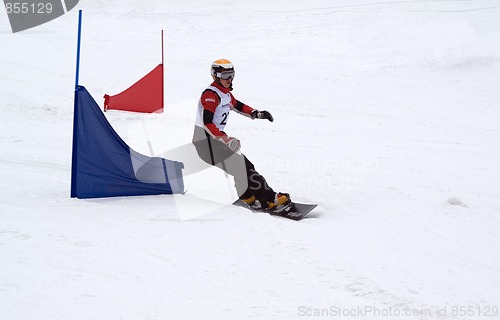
left=75, top=10, right=82, bottom=91
left=71, top=10, right=83, bottom=198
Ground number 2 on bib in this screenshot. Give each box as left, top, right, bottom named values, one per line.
left=220, top=112, right=228, bottom=125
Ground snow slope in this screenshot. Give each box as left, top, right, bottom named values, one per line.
left=1, top=1, right=500, bottom=319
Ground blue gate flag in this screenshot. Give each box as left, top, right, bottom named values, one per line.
left=71, top=86, right=184, bottom=198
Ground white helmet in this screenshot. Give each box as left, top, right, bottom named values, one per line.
left=211, top=59, right=235, bottom=82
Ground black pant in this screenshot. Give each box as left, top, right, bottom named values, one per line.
left=192, top=126, right=275, bottom=204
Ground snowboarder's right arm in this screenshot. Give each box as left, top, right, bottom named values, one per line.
left=200, top=90, right=224, bottom=137
left=200, top=90, right=241, bottom=152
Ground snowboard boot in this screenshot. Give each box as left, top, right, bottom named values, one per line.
left=242, top=195, right=262, bottom=210
left=266, top=193, right=291, bottom=211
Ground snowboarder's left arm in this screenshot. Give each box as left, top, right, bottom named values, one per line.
left=230, top=94, right=274, bottom=122
left=230, top=93, right=254, bottom=117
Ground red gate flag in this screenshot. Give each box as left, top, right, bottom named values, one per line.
left=104, top=63, right=164, bottom=113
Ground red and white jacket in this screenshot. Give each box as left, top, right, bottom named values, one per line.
left=195, top=82, right=254, bottom=138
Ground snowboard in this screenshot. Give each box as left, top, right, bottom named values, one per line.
left=233, top=199, right=317, bottom=221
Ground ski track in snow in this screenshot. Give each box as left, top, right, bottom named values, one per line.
left=1, top=0, right=500, bottom=319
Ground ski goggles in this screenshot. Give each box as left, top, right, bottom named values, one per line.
left=216, top=70, right=235, bottom=80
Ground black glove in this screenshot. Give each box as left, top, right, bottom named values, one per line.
left=251, top=110, right=274, bottom=122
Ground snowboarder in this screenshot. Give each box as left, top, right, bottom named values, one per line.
left=192, top=59, right=290, bottom=211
